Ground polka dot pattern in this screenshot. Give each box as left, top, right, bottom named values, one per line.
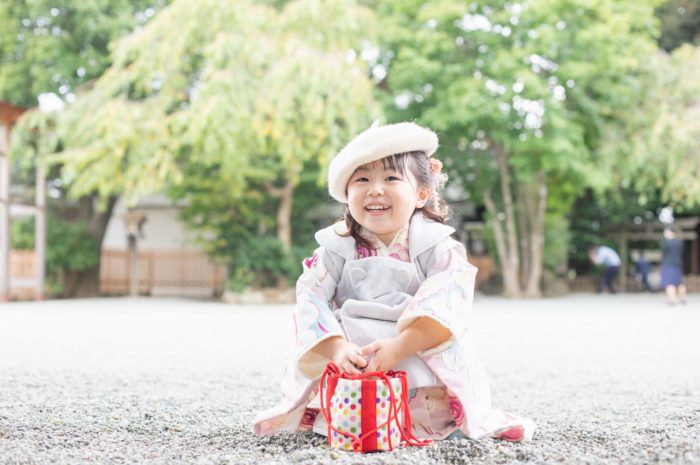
left=328, top=378, right=403, bottom=451
left=374, top=380, right=402, bottom=450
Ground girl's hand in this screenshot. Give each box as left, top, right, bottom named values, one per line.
left=331, top=340, right=368, bottom=375
left=361, top=318, right=452, bottom=372
left=361, top=338, right=406, bottom=373
left=312, top=336, right=367, bottom=375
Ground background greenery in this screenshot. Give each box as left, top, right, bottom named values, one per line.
left=11, top=215, right=99, bottom=296
left=3, top=0, right=699, bottom=297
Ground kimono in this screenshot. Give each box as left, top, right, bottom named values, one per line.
left=253, top=212, right=535, bottom=441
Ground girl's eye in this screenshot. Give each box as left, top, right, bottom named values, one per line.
left=386, top=176, right=400, bottom=181
left=354, top=177, right=369, bottom=182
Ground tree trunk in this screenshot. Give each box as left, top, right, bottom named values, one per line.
left=265, top=179, right=295, bottom=251
left=516, top=181, right=531, bottom=288
left=63, top=195, right=117, bottom=298
left=493, top=144, right=520, bottom=285
left=70, top=266, right=102, bottom=298
left=266, top=178, right=296, bottom=289
left=484, top=190, right=522, bottom=298
left=276, top=179, right=294, bottom=251
left=483, top=141, right=547, bottom=298
left=524, top=172, right=547, bottom=297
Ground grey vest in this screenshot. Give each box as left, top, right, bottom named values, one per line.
left=315, top=213, right=459, bottom=388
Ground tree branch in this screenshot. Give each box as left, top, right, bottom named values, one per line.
left=264, top=181, right=285, bottom=198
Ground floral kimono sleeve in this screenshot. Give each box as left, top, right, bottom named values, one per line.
left=253, top=248, right=345, bottom=435
left=397, top=242, right=476, bottom=356
left=293, top=247, right=345, bottom=379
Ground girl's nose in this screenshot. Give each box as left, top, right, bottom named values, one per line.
left=368, top=181, right=384, bottom=196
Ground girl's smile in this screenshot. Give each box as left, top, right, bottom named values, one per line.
left=364, top=202, right=391, bottom=215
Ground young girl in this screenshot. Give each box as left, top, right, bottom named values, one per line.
left=253, top=122, right=535, bottom=442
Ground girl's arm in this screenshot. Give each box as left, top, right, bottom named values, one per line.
left=362, top=317, right=451, bottom=372
left=364, top=241, right=475, bottom=372
left=294, top=248, right=347, bottom=377
left=396, top=316, right=452, bottom=356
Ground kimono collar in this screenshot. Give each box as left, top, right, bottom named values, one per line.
left=314, top=212, right=455, bottom=262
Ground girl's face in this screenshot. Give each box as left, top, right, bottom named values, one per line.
left=347, top=160, right=430, bottom=246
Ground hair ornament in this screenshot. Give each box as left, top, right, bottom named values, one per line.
left=429, top=157, right=448, bottom=190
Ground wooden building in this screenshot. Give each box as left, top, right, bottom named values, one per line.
left=611, top=217, right=700, bottom=292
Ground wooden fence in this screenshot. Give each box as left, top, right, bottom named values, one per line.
left=9, top=249, right=226, bottom=298
left=12, top=248, right=699, bottom=298
left=568, top=274, right=700, bottom=292
left=100, top=249, right=227, bottom=297
left=9, top=250, right=34, bottom=278
left=8, top=250, right=36, bottom=299
left=467, top=255, right=493, bottom=289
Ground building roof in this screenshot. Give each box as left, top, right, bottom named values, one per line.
left=609, top=217, right=699, bottom=241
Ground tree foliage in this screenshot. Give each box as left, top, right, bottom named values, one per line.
left=0, top=0, right=169, bottom=106
left=2, top=0, right=169, bottom=296
left=597, top=44, right=700, bottom=211
left=13, top=0, right=378, bottom=201
left=10, top=0, right=379, bottom=289
left=375, top=0, right=661, bottom=296
left=11, top=215, right=100, bottom=296
left=10, top=0, right=698, bottom=297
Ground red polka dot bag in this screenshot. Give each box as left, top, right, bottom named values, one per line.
left=319, top=363, right=431, bottom=453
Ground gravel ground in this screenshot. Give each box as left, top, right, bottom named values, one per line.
left=0, top=293, right=698, bottom=465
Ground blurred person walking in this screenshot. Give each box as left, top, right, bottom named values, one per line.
left=660, top=226, right=686, bottom=305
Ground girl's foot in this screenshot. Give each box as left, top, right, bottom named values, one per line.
left=494, top=426, right=524, bottom=442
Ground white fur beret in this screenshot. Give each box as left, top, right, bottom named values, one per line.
left=327, top=121, right=439, bottom=203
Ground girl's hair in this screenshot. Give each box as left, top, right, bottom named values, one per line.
left=339, top=151, right=451, bottom=251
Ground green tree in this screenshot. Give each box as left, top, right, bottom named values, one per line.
left=597, top=44, right=700, bottom=211
left=11, top=0, right=379, bottom=291
left=2, top=0, right=169, bottom=296
left=0, top=0, right=169, bottom=107
left=375, top=0, right=661, bottom=297
left=11, top=215, right=99, bottom=296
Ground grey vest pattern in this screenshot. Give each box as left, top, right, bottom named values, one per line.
left=315, top=213, right=460, bottom=388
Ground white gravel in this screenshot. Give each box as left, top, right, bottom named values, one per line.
left=0, top=293, right=698, bottom=465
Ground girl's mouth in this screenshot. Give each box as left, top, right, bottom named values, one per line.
left=365, top=205, right=390, bottom=215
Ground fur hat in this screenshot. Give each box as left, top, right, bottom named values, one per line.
left=327, top=121, right=439, bottom=203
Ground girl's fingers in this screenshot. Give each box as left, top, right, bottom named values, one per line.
left=365, top=355, right=382, bottom=372
left=361, top=342, right=378, bottom=356
left=350, top=351, right=367, bottom=368
left=344, top=360, right=362, bottom=375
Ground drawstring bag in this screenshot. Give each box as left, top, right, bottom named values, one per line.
left=319, top=363, right=431, bottom=453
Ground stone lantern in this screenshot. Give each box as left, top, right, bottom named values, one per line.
left=122, top=210, right=146, bottom=297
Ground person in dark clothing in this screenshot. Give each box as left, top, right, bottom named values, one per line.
left=633, top=251, right=654, bottom=292
left=660, top=226, right=686, bottom=305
